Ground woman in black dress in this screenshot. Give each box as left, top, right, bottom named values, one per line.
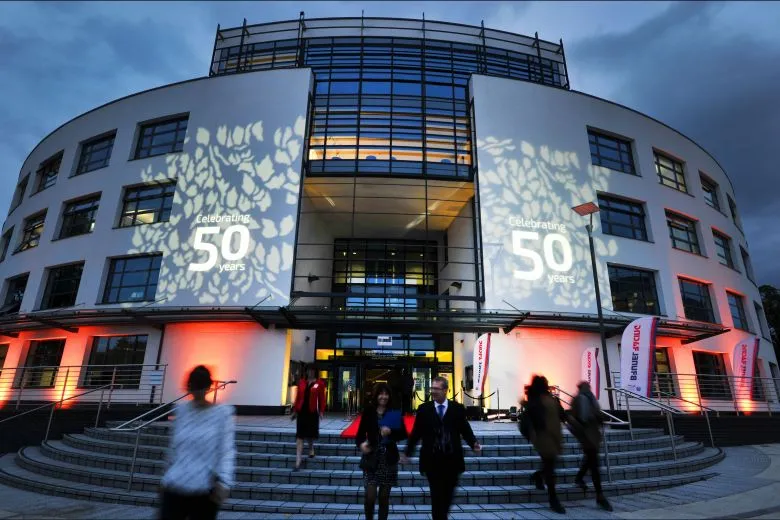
left=355, top=382, right=407, bottom=520
left=291, top=366, right=325, bottom=471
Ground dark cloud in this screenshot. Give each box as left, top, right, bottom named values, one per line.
left=569, top=1, right=780, bottom=286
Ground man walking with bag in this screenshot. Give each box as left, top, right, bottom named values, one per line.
left=401, top=376, right=481, bottom=520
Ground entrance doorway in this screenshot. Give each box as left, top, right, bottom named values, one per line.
left=363, top=365, right=402, bottom=409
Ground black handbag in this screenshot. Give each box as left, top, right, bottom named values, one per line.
left=360, top=450, right=379, bottom=472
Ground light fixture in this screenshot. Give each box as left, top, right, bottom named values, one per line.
left=307, top=274, right=320, bottom=283
left=450, top=281, right=463, bottom=290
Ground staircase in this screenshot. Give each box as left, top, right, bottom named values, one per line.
left=0, top=420, right=724, bottom=515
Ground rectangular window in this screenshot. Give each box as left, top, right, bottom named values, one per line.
left=597, top=194, right=648, bottom=241
left=134, top=115, right=188, bottom=159
left=41, top=262, right=84, bottom=310
left=10, top=175, right=29, bottom=213
left=727, top=291, right=750, bottom=331
left=755, top=302, right=770, bottom=339
left=59, top=196, right=100, bottom=239
left=655, top=151, right=687, bottom=193
left=119, top=182, right=175, bottom=227
left=700, top=174, right=721, bottom=211
left=82, top=335, right=149, bottom=388
left=35, top=152, right=63, bottom=193
left=102, top=254, right=162, bottom=304
left=679, top=278, right=716, bottom=323
left=0, top=228, right=13, bottom=262
left=741, top=247, right=755, bottom=283
left=653, top=347, right=676, bottom=397
left=727, top=194, right=741, bottom=228
left=666, top=211, right=700, bottom=254
left=0, top=344, right=7, bottom=374
left=753, top=359, right=765, bottom=401
left=20, top=339, right=65, bottom=388
left=76, top=133, right=115, bottom=175
left=588, top=129, right=636, bottom=175
left=608, top=264, right=660, bottom=315
left=692, top=351, right=732, bottom=400
left=16, top=211, right=46, bottom=253
left=2, top=273, right=28, bottom=314
left=712, top=230, right=735, bottom=268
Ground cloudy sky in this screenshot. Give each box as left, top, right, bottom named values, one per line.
left=1, top=1, right=779, bottom=286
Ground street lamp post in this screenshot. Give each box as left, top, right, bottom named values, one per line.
left=572, top=202, right=615, bottom=411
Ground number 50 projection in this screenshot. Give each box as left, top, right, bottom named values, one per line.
left=188, top=225, right=251, bottom=272
left=512, top=230, right=573, bottom=281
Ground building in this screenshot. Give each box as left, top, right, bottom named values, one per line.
left=0, top=15, right=776, bottom=414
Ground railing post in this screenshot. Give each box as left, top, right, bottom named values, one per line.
left=159, top=365, right=167, bottom=405
left=44, top=401, right=56, bottom=443
left=45, top=367, right=70, bottom=443
left=704, top=410, right=715, bottom=448
left=59, top=368, right=70, bottom=406
left=602, top=424, right=612, bottom=483
left=127, top=429, right=142, bottom=491
left=730, top=375, right=740, bottom=416
left=95, top=389, right=105, bottom=428
left=667, top=411, right=677, bottom=461
left=15, top=373, right=23, bottom=411
left=624, top=393, right=634, bottom=441
left=762, top=377, right=771, bottom=416
left=692, top=374, right=705, bottom=415
left=108, top=367, right=117, bottom=410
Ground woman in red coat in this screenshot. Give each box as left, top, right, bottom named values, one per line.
left=291, top=366, right=326, bottom=470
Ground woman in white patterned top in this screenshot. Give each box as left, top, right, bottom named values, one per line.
left=159, top=365, right=236, bottom=520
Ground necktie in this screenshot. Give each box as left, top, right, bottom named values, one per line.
left=437, top=404, right=444, bottom=419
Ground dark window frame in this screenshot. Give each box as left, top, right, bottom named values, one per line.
left=607, top=264, right=661, bottom=315
left=700, top=173, right=721, bottom=211
left=75, top=132, right=116, bottom=175
left=133, top=115, right=188, bottom=160
left=655, top=151, right=687, bottom=193
left=40, top=262, right=85, bottom=310
left=587, top=129, right=636, bottom=175
left=59, top=195, right=101, bottom=239
left=118, top=181, right=176, bottom=228
left=666, top=211, right=700, bottom=255
left=712, top=230, right=735, bottom=269
left=692, top=351, right=732, bottom=400
left=727, top=291, right=750, bottom=331
left=81, top=334, right=149, bottom=389
left=679, top=278, right=716, bottom=323
left=0, top=227, right=13, bottom=262
left=727, top=194, right=741, bottom=229
left=34, top=152, right=63, bottom=193
left=653, top=347, right=676, bottom=398
left=15, top=211, right=46, bottom=253
left=18, top=339, right=66, bottom=389
left=101, top=253, right=162, bottom=304
left=597, top=194, right=648, bottom=241
left=9, top=175, right=29, bottom=214
left=741, top=246, right=756, bottom=283
left=2, top=272, right=29, bottom=314
left=754, top=301, right=770, bottom=339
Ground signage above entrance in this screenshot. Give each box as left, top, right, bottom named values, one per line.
left=377, top=336, right=393, bottom=347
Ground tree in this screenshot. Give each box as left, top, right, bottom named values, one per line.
left=759, top=285, right=780, bottom=350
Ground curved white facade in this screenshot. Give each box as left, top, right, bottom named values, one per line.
left=0, top=17, right=775, bottom=413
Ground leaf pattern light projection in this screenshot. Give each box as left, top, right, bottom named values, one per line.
left=130, top=116, right=306, bottom=305
left=478, top=136, right=619, bottom=312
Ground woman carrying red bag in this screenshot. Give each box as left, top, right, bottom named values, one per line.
left=291, top=365, right=326, bottom=471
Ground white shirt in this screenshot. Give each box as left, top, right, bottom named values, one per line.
left=161, top=400, right=236, bottom=494
left=434, top=398, right=449, bottom=418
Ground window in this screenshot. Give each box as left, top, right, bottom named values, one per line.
left=82, top=335, right=149, bottom=388
left=655, top=151, right=687, bottom=193
left=712, top=230, right=735, bottom=268
left=653, top=348, right=676, bottom=397
left=119, top=182, right=176, bottom=227
left=692, top=352, right=731, bottom=400
left=102, top=254, right=162, bottom=304
left=679, top=278, right=715, bottom=323
left=134, top=115, right=188, bottom=159
left=700, top=174, right=721, bottom=211
left=59, top=196, right=100, bottom=239
left=727, top=291, right=750, bottom=331
left=0, top=228, right=13, bottom=262
left=41, top=262, right=84, bottom=310
left=741, top=246, right=755, bottom=283
left=752, top=359, right=765, bottom=401
left=0, top=344, right=7, bottom=374
left=755, top=302, right=770, bottom=339
left=597, top=195, right=648, bottom=241
left=16, top=211, right=46, bottom=253
left=76, top=133, right=115, bottom=175
left=666, top=211, right=700, bottom=254
left=35, top=152, right=63, bottom=193
left=9, top=175, right=28, bottom=213
left=1, top=273, right=28, bottom=314
left=727, top=195, right=741, bottom=228
left=19, top=339, right=65, bottom=388
left=608, top=265, right=660, bottom=315
left=588, top=130, right=636, bottom=175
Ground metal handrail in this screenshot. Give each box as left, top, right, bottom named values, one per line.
left=655, top=389, right=720, bottom=417
left=607, top=387, right=685, bottom=458
left=116, top=380, right=237, bottom=491
left=551, top=385, right=628, bottom=425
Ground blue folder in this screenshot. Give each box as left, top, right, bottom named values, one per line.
left=379, top=410, right=402, bottom=430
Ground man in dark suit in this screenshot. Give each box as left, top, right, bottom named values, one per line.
left=401, top=376, right=481, bottom=520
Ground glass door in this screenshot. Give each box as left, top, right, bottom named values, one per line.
left=338, top=366, right=358, bottom=412
left=411, top=366, right=431, bottom=410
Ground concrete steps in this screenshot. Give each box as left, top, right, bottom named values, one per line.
left=0, top=419, right=725, bottom=513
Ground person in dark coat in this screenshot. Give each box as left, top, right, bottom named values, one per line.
left=355, top=382, right=408, bottom=520
left=569, top=381, right=613, bottom=512
left=401, top=376, right=481, bottom=520
left=291, top=366, right=325, bottom=471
